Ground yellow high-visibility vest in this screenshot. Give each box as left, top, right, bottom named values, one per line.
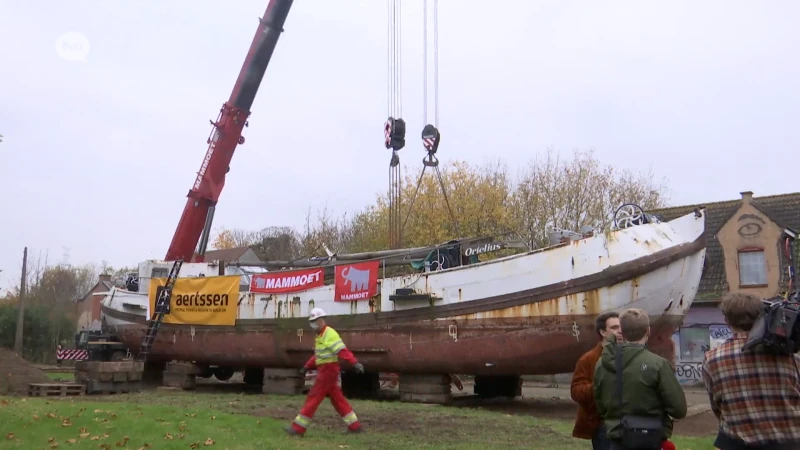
left=315, top=326, right=346, bottom=365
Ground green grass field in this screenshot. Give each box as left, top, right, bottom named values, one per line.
left=45, top=372, right=75, bottom=382
left=1, top=391, right=718, bottom=449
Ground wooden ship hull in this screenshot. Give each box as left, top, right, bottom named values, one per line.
left=100, top=209, right=706, bottom=376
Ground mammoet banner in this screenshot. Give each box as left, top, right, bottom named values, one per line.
left=147, top=275, right=240, bottom=326
left=334, top=260, right=379, bottom=302
left=250, top=268, right=325, bottom=294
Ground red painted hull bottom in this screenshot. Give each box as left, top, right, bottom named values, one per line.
left=109, top=314, right=681, bottom=376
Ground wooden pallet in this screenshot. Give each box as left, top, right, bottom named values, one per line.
left=28, top=383, right=86, bottom=397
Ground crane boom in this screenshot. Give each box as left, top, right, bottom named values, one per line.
left=165, top=0, right=294, bottom=262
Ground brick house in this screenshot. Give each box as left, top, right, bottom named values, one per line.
left=76, top=274, right=114, bottom=331
left=650, top=191, right=799, bottom=384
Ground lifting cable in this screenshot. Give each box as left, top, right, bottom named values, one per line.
left=386, top=0, right=405, bottom=248
left=401, top=0, right=462, bottom=239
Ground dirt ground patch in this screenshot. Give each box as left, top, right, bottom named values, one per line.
left=453, top=393, right=719, bottom=437
left=0, top=348, right=51, bottom=395
left=673, top=411, right=719, bottom=437
left=158, top=380, right=724, bottom=438
left=453, top=395, right=579, bottom=421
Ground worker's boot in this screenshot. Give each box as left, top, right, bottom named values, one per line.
left=284, top=426, right=303, bottom=437
left=347, top=426, right=364, bottom=434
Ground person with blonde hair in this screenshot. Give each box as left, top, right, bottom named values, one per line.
left=593, top=308, right=687, bottom=450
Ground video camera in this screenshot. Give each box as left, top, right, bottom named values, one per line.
left=742, top=291, right=800, bottom=355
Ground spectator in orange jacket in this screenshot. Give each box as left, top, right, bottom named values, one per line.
left=571, top=311, right=622, bottom=450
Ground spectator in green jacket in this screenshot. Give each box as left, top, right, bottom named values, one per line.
left=592, top=308, right=687, bottom=449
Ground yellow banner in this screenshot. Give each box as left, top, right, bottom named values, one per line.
left=147, top=275, right=240, bottom=326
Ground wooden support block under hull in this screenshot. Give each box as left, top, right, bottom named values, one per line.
left=166, top=361, right=202, bottom=375
left=162, top=372, right=196, bottom=390
left=75, top=361, right=144, bottom=373
left=262, top=368, right=305, bottom=379
left=75, top=363, right=143, bottom=386
left=262, top=379, right=304, bottom=396
left=262, top=368, right=304, bottom=395
left=399, top=393, right=453, bottom=405
left=83, top=380, right=141, bottom=395
left=398, top=383, right=452, bottom=395
left=398, top=374, right=452, bottom=405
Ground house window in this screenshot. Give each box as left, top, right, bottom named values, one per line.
left=738, top=248, right=767, bottom=286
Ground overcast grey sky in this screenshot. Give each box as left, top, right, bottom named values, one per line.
left=1, top=0, right=798, bottom=292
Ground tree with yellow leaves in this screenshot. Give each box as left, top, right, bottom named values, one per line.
left=210, top=150, right=669, bottom=260
left=351, top=159, right=515, bottom=251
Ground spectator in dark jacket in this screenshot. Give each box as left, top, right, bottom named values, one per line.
left=702, top=292, right=800, bottom=450
left=593, top=308, right=687, bottom=449
left=571, top=311, right=622, bottom=450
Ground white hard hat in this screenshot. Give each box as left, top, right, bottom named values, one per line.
left=309, top=308, right=326, bottom=321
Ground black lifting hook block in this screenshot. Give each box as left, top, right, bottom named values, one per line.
left=384, top=117, right=406, bottom=151
left=421, top=124, right=441, bottom=154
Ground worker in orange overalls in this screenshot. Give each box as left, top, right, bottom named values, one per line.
left=285, top=307, right=365, bottom=436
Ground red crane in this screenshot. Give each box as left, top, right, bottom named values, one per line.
left=165, top=0, right=295, bottom=262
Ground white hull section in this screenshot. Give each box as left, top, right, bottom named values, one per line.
left=102, top=210, right=706, bottom=328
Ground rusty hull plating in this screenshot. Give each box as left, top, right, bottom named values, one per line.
left=102, top=310, right=682, bottom=375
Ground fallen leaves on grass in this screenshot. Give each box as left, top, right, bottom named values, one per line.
left=205, top=438, right=215, bottom=446
left=5, top=433, right=13, bottom=440
left=164, top=433, right=173, bottom=440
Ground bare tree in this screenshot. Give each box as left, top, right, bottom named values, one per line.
left=510, top=149, right=669, bottom=248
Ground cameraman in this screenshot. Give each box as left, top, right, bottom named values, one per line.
left=702, top=292, right=800, bottom=450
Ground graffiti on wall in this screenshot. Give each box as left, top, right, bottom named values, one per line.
left=672, top=325, right=732, bottom=385
left=709, top=325, right=732, bottom=348
left=675, top=362, right=703, bottom=382
left=737, top=213, right=765, bottom=238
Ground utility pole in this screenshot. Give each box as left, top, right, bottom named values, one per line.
left=14, top=247, right=28, bottom=354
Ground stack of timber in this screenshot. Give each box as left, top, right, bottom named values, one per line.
left=28, top=383, right=85, bottom=397
left=75, top=361, right=143, bottom=394
left=263, top=368, right=304, bottom=395
left=398, top=374, right=453, bottom=404
left=161, top=361, right=199, bottom=390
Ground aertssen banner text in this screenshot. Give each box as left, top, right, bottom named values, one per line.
left=147, top=275, right=240, bottom=326
left=250, top=268, right=325, bottom=294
